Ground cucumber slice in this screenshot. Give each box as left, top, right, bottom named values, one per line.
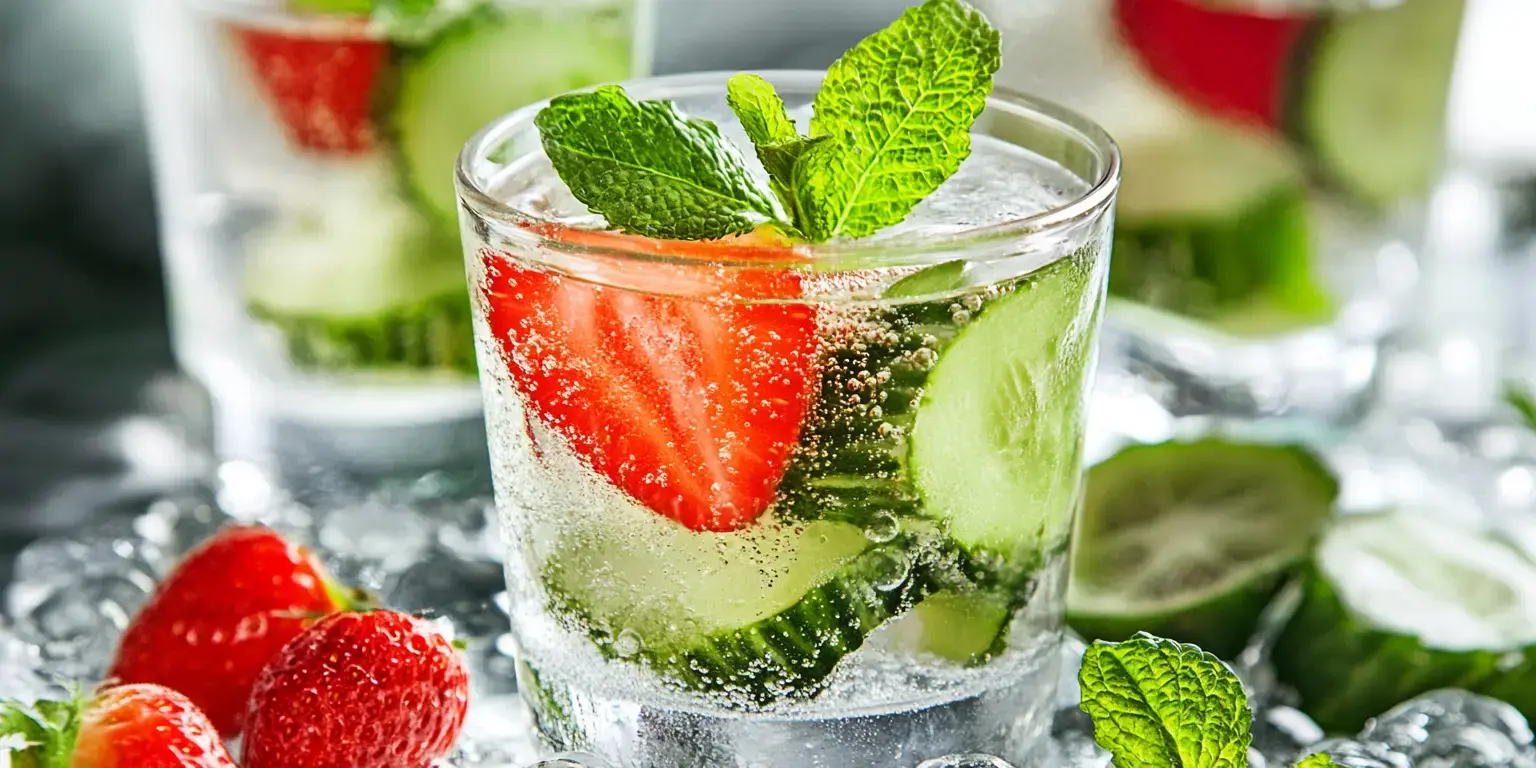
left=899, top=589, right=1013, bottom=665
left=241, top=161, right=473, bottom=373
left=1272, top=510, right=1536, bottom=734
left=394, top=3, right=638, bottom=228
left=908, top=250, right=1101, bottom=559
left=1288, top=0, right=1465, bottom=207
left=1066, top=440, right=1336, bottom=660
left=545, top=515, right=936, bottom=706
left=1111, top=125, right=1329, bottom=331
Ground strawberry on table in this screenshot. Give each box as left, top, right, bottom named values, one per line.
left=242, top=610, right=470, bottom=768
left=228, top=20, right=387, bottom=154
left=106, top=525, right=357, bottom=737
left=480, top=226, right=818, bottom=533
left=1, top=684, right=236, bottom=767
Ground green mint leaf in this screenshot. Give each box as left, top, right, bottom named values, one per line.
left=1078, top=633, right=1252, bottom=768
left=289, top=0, right=376, bottom=15
left=727, top=73, right=799, bottom=149
left=1, top=693, right=86, bottom=768
left=793, top=0, right=1000, bottom=241
left=536, top=85, right=776, bottom=241
left=1294, top=754, right=1339, bottom=768
left=725, top=73, right=826, bottom=229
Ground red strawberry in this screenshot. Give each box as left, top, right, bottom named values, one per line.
left=242, top=610, right=470, bottom=768
left=228, top=21, right=387, bottom=154
left=1115, top=0, right=1314, bottom=131
left=0, top=684, right=236, bottom=767
left=106, top=525, right=356, bottom=736
left=480, top=226, right=818, bottom=532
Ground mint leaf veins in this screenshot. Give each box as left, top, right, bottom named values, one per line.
left=1294, top=754, right=1339, bottom=768
left=535, top=0, right=1000, bottom=244
left=535, top=85, right=778, bottom=240
left=794, top=0, right=1001, bottom=240
left=1078, top=633, right=1253, bottom=768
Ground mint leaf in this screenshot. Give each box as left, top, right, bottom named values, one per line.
left=289, top=0, right=377, bottom=14
left=725, top=74, right=826, bottom=229
left=793, top=0, right=1000, bottom=241
left=536, top=85, right=777, bottom=240
left=1506, top=381, right=1536, bottom=432
left=1, top=694, right=85, bottom=768
left=1295, top=754, right=1338, bottom=768
left=1078, top=633, right=1252, bottom=768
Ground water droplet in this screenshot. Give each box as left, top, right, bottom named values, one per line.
left=870, top=549, right=911, bottom=591
left=614, top=629, right=643, bottom=658
left=864, top=512, right=900, bottom=543
left=846, top=379, right=864, bottom=392
left=962, top=294, right=985, bottom=312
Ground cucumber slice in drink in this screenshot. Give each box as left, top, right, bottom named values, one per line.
left=394, top=3, right=637, bottom=227
left=1287, top=0, right=1465, bottom=207
left=900, top=589, right=1013, bottom=665
left=1111, top=125, right=1329, bottom=331
left=242, top=162, right=474, bottom=373
left=545, top=515, right=936, bottom=706
left=1067, top=440, right=1336, bottom=660
left=1271, top=510, right=1536, bottom=734
left=909, top=249, right=1100, bottom=561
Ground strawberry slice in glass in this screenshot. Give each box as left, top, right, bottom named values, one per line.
left=479, top=228, right=818, bottom=533
left=1115, top=0, right=1314, bottom=132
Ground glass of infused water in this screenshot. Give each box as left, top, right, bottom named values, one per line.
left=456, top=2, right=1120, bottom=764
left=130, top=0, right=649, bottom=474
left=979, top=0, right=1466, bottom=426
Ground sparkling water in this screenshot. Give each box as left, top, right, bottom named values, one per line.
left=463, top=81, right=1113, bottom=766
left=980, top=0, right=1467, bottom=427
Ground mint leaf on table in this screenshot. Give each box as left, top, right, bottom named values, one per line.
left=793, top=0, right=1001, bottom=241
left=536, top=85, right=778, bottom=240
left=1078, top=632, right=1252, bottom=768
left=1294, top=754, right=1338, bottom=768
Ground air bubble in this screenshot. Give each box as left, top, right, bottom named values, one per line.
left=614, top=629, right=643, bottom=658
left=864, top=511, right=900, bottom=543
left=870, top=549, right=911, bottom=592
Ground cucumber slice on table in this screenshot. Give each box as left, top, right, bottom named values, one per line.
left=545, top=515, right=935, bottom=706
left=1287, top=0, right=1465, bottom=207
left=242, top=162, right=474, bottom=374
left=1111, top=125, right=1329, bottom=332
left=394, top=3, right=638, bottom=227
left=1067, top=440, right=1336, bottom=660
left=1272, top=510, right=1536, bottom=734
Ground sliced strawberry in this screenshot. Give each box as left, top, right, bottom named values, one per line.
left=480, top=228, right=817, bottom=532
left=1115, top=0, right=1314, bottom=131
left=228, top=22, right=387, bottom=154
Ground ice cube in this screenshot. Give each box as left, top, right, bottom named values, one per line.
left=1044, top=706, right=1111, bottom=768
left=1361, top=690, right=1536, bottom=768
left=438, top=694, right=544, bottom=767
left=915, top=754, right=1016, bottom=768
left=1307, top=738, right=1413, bottom=768
left=388, top=549, right=514, bottom=696
left=318, top=498, right=436, bottom=573
left=1252, top=706, right=1326, bottom=765
left=0, top=622, right=61, bottom=703
left=1054, top=632, right=1089, bottom=708
left=5, top=525, right=163, bottom=681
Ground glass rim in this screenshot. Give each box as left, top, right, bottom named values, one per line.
left=456, top=70, right=1122, bottom=271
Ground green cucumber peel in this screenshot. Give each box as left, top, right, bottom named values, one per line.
left=534, top=0, right=1001, bottom=242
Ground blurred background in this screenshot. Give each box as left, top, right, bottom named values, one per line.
left=0, top=0, right=1531, bottom=578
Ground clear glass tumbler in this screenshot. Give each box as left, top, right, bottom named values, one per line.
left=458, top=72, right=1119, bottom=767
left=130, top=0, right=651, bottom=474
left=980, top=0, right=1466, bottom=426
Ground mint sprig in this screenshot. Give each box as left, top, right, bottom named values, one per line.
left=535, top=0, right=1001, bottom=243
left=1078, top=633, right=1252, bottom=768
left=535, top=86, right=777, bottom=241
left=1295, top=754, right=1339, bottom=768
left=794, top=0, right=1000, bottom=240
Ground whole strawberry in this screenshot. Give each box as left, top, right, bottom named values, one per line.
left=0, top=684, right=236, bottom=767
left=106, top=525, right=357, bottom=736
left=242, top=610, right=470, bottom=768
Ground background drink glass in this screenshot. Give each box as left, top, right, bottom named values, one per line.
left=130, top=0, right=651, bottom=477
left=980, top=0, right=1466, bottom=427
left=458, top=71, right=1119, bottom=768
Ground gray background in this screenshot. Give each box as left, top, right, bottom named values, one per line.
left=0, top=0, right=910, bottom=564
